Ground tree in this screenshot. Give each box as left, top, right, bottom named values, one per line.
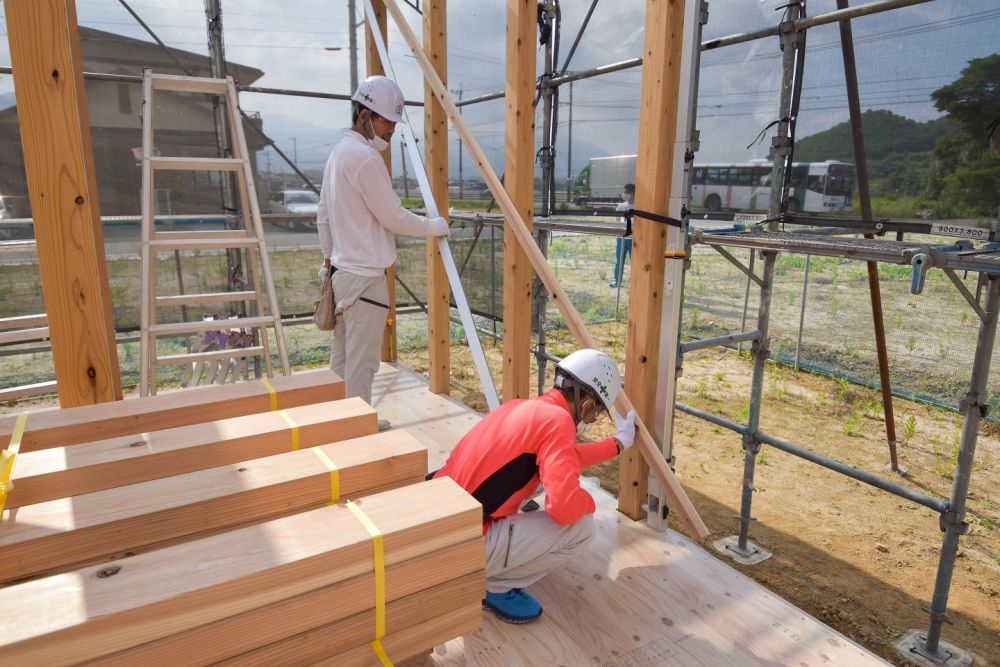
left=931, top=54, right=1000, bottom=149
left=927, top=54, right=1000, bottom=215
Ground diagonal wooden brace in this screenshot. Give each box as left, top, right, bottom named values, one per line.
left=382, top=0, right=709, bottom=542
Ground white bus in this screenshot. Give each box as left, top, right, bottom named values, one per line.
left=574, top=156, right=854, bottom=213
left=690, top=160, right=854, bottom=213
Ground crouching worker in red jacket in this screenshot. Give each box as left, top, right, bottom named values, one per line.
left=433, top=348, right=637, bottom=624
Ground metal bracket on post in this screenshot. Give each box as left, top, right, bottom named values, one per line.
left=938, top=509, right=968, bottom=536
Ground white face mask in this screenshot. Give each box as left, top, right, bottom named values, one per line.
left=576, top=420, right=592, bottom=435
left=366, top=115, right=390, bottom=153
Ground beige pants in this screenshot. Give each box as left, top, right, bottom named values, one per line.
left=484, top=511, right=595, bottom=593
left=329, top=270, right=389, bottom=405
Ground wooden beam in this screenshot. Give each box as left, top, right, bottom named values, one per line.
left=4, top=0, right=122, bottom=406
left=0, top=478, right=482, bottom=666
left=366, top=0, right=398, bottom=363
left=382, top=0, right=710, bottom=541
left=618, top=0, right=689, bottom=518
left=501, top=0, right=536, bottom=401
left=109, top=551, right=483, bottom=666
left=0, top=430, right=426, bottom=584
left=425, top=0, right=451, bottom=395
left=6, top=398, right=376, bottom=508
left=0, top=370, right=343, bottom=453
left=319, top=605, right=482, bottom=666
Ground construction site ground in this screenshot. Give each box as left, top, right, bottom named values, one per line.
left=397, top=321, right=1000, bottom=667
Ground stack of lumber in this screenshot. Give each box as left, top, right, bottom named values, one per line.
left=0, top=372, right=484, bottom=666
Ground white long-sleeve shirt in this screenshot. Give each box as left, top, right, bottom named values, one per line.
left=317, top=130, right=432, bottom=277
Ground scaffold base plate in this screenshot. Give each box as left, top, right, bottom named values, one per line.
left=713, top=535, right=773, bottom=565
left=895, top=629, right=972, bottom=667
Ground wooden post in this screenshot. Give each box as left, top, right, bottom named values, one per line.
left=425, top=0, right=450, bottom=394
left=4, top=0, right=122, bottom=407
left=502, top=0, right=536, bottom=401
left=617, top=0, right=688, bottom=518
left=366, top=0, right=398, bottom=362
left=381, top=0, right=709, bottom=541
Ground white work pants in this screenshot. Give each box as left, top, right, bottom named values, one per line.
left=329, top=270, right=389, bottom=405
left=484, top=511, right=595, bottom=593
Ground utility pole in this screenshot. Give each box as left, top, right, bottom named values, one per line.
left=291, top=137, right=298, bottom=165
left=204, top=0, right=245, bottom=307
left=450, top=83, right=464, bottom=200
left=566, top=79, right=573, bottom=202
left=348, top=0, right=359, bottom=92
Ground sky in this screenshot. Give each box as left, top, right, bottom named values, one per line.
left=0, top=0, right=997, bottom=181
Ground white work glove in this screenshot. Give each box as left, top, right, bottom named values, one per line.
left=614, top=409, right=637, bottom=452
left=427, top=216, right=451, bottom=239
left=317, top=264, right=329, bottom=282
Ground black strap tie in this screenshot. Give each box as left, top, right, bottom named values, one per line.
left=622, top=208, right=683, bottom=237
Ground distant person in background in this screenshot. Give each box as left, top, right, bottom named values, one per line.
left=609, top=183, right=635, bottom=288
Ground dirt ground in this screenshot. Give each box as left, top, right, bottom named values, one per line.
left=397, top=321, right=1000, bottom=667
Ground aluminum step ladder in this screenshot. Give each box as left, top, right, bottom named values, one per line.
left=139, top=69, right=289, bottom=396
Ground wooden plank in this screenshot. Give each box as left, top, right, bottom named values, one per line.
left=0, top=478, right=482, bottom=666
left=425, top=0, right=450, bottom=396
left=0, top=381, right=57, bottom=402
left=5, top=398, right=376, bottom=508
left=95, top=550, right=483, bottom=666
left=327, top=605, right=482, bottom=667
left=4, top=0, right=122, bottom=407
left=0, top=370, right=343, bottom=452
left=0, top=325, right=49, bottom=345
left=501, top=0, right=536, bottom=401
left=618, top=0, right=689, bottom=518
left=365, top=0, right=398, bottom=363
left=0, top=430, right=427, bottom=584
left=0, top=314, right=47, bottom=330
left=382, top=0, right=710, bottom=541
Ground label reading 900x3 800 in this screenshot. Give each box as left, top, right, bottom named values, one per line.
left=930, top=223, right=990, bottom=240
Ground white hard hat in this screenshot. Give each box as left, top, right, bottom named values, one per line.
left=352, top=75, right=406, bottom=123
left=554, top=349, right=622, bottom=414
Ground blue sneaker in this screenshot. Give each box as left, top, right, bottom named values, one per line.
left=483, top=588, right=543, bottom=624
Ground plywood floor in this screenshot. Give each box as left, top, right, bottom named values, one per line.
left=371, top=364, right=890, bottom=667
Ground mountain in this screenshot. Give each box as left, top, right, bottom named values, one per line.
left=795, top=110, right=961, bottom=196
left=795, top=109, right=959, bottom=163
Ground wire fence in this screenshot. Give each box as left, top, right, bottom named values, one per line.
left=2, top=214, right=997, bottom=419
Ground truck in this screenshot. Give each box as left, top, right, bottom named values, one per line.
left=572, top=155, right=636, bottom=206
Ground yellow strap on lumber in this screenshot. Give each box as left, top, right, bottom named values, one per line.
left=346, top=499, right=392, bottom=666
left=312, top=447, right=341, bottom=505
left=260, top=378, right=278, bottom=411
left=276, top=409, right=300, bottom=451
left=0, top=414, right=27, bottom=516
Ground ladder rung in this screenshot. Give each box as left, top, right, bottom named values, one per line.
left=156, top=346, right=266, bottom=366
left=150, top=157, right=243, bottom=172
left=150, top=73, right=228, bottom=95
left=156, top=291, right=259, bottom=307
left=149, top=316, right=276, bottom=336
left=152, top=230, right=250, bottom=241
left=149, top=237, right=260, bottom=250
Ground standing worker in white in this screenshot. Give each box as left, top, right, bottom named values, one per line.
left=317, top=75, right=450, bottom=430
